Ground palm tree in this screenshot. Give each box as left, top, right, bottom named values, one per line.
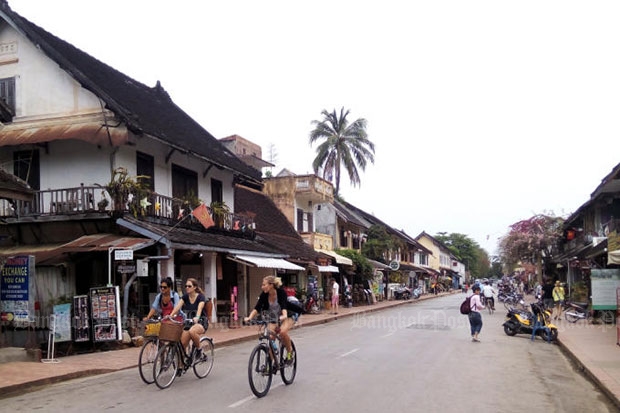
left=309, top=107, right=375, bottom=196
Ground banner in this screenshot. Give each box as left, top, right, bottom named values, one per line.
left=90, top=286, right=122, bottom=342
left=0, top=255, right=34, bottom=322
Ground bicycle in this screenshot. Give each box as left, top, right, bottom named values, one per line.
left=484, top=296, right=495, bottom=314
left=152, top=318, right=214, bottom=389
left=245, top=317, right=297, bottom=398
left=138, top=318, right=162, bottom=384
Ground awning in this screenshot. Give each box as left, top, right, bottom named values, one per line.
left=316, top=249, right=353, bottom=266
left=58, top=234, right=154, bottom=253
left=318, top=265, right=339, bottom=273
left=0, top=243, right=65, bottom=265
left=367, top=259, right=390, bottom=270
left=228, top=255, right=304, bottom=271
left=608, top=250, right=620, bottom=265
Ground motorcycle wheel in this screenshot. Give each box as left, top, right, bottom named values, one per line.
left=503, top=324, right=518, bottom=336
left=540, top=328, right=558, bottom=342
left=564, top=310, right=581, bottom=323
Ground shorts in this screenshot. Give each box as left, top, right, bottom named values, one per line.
left=331, top=294, right=339, bottom=306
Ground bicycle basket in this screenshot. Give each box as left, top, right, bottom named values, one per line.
left=158, top=321, right=183, bottom=342
left=142, top=321, right=161, bottom=337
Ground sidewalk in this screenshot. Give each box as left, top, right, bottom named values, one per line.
left=0, top=292, right=618, bottom=409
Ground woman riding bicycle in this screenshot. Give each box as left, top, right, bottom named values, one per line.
left=170, top=278, right=208, bottom=357
left=143, top=277, right=181, bottom=321
left=244, top=275, right=295, bottom=362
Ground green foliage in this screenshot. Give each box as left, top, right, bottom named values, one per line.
left=434, top=232, right=488, bottom=278
left=336, top=249, right=374, bottom=281
left=309, top=107, right=375, bottom=195
left=362, top=224, right=396, bottom=262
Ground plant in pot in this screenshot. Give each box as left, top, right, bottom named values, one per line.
left=209, top=200, right=230, bottom=228
left=100, top=167, right=150, bottom=214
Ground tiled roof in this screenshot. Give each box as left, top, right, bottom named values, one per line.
left=235, top=185, right=320, bottom=263
left=118, top=215, right=279, bottom=255
left=0, top=2, right=261, bottom=186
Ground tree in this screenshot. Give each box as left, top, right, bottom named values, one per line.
left=434, top=232, right=488, bottom=279
left=498, top=213, right=564, bottom=283
left=362, top=224, right=400, bottom=263
left=309, top=107, right=375, bottom=196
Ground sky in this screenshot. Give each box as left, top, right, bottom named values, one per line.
left=8, top=1, right=620, bottom=256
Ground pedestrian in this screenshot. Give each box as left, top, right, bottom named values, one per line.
left=469, top=284, right=485, bottom=342
left=331, top=278, right=339, bottom=314
left=552, top=280, right=565, bottom=320
left=542, top=279, right=554, bottom=310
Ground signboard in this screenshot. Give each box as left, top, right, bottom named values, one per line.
left=53, top=303, right=72, bottom=342
left=114, top=249, right=133, bottom=261
left=0, top=255, right=34, bottom=322
left=73, top=295, right=90, bottom=342
left=389, top=260, right=400, bottom=271
left=90, top=286, right=122, bottom=342
left=591, top=269, right=620, bottom=310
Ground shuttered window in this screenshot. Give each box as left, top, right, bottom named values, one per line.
left=0, top=77, right=15, bottom=112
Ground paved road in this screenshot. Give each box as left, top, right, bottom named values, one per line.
left=1, top=294, right=615, bottom=412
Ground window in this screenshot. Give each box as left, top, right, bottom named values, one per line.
left=0, top=77, right=15, bottom=112
left=14, top=149, right=39, bottom=190
left=136, top=152, right=154, bottom=191
left=171, top=164, right=197, bottom=199
left=211, top=179, right=222, bottom=204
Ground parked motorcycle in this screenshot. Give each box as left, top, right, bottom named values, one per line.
left=564, top=301, right=591, bottom=323
left=503, top=301, right=558, bottom=342
left=412, top=286, right=423, bottom=299
left=393, top=285, right=412, bottom=300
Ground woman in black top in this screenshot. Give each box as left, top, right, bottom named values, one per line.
left=244, top=275, right=295, bottom=361
left=170, top=277, right=207, bottom=355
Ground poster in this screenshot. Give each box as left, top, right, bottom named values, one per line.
left=90, top=286, right=122, bottom=342
left=0, top=255, right=35, bottom=322
left=53, top=303, right=72, bottom=342
left=591, top=269, right=620, bottom=310
left=73, top=295, right=90, bottom=342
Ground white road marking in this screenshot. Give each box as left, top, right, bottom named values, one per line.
left=381, top=331, right=395, bottom=338
left=339, top=348, right=359, bottom=358
left=228, top=382, right=284, bottom=408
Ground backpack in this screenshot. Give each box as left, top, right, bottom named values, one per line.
left=460, top=295, right=472, bottom=315
left=287, top=296, right=306, bottom=315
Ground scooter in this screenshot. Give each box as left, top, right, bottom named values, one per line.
left=412, top=286, right=423, bottom=299
left=393, top=285, right=412, bottom=300
left=503, top=301, right=558, bottom=342
left=564, top=301, right=590, bottom=323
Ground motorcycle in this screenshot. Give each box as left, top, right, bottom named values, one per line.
left=563, top=301, right=591, bottom=323
left=393, top=285, right=412, bottom=300
left=412, top=286, right=423, bottom=299
left=503, top=301, right=558, bottom=342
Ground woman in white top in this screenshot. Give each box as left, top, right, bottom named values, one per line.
left=468, top=284, right=485, bottom=342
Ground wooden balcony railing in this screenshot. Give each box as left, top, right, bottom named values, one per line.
left=0, top=186, right=255, bottom=237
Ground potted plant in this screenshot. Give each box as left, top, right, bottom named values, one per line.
left=100, top=167, right=149, bottom=213
left=209, top=201, right=230, bottom=228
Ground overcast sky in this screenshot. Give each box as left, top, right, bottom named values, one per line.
left=9, top=1, right=620, bottom=255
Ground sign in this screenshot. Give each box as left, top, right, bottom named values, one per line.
left=389, top=260, right=400, bottom=271
left=0, top=255, right=34, bottom=322
left=591, top=269, right=620, bottom=310
left=73, top=295, right=90, bottom=342
left=90, top=286, right=122, bottom=342
left=114, top=249, right=133, bottom=261
left=117, top=265, right=136, bottom=274
left=53, top=303, right=72, bottom=342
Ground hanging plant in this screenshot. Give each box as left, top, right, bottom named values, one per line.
left=99, top=167, right=150, bottom=214
left=209, top=200, right=230, bottom=228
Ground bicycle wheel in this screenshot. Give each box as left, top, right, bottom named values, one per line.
left=248, top=344, right=272, bottom=398
left=599, top=310, right=615, bottom=324
left=280, top=340, right=297, bottom=385
left=138, top=338, right=159, bottom=384
left=193, top=337, right=214, bottom=379
left=153, top=343, right=178, bottom=389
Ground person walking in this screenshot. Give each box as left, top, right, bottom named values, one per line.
left=542, top=279, right=554, bottom=310
left=552, top=280, right=565, bottom=320
left=468, top=284, right=485, bottom=342
left=331, top=278, right=340, bottom=315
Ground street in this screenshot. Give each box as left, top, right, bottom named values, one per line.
left=1, top=294, right=616, bottom=412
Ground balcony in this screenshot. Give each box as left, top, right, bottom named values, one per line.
left=301, top=231, right=333, bottom=250
left=0, top=186, right=255, bottom=237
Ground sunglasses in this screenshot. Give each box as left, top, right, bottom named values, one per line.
left=185, top=284, right=194, bottom=288
left=160, top=285, right=169, bottom=289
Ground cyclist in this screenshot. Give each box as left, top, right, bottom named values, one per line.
left=244, top=275, right=296, bottom=363
left=170, top=277, right=208, bottom=359
left=143, top=277, right=182, bottom=321
left=482, top=281, right=496, bottom=310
